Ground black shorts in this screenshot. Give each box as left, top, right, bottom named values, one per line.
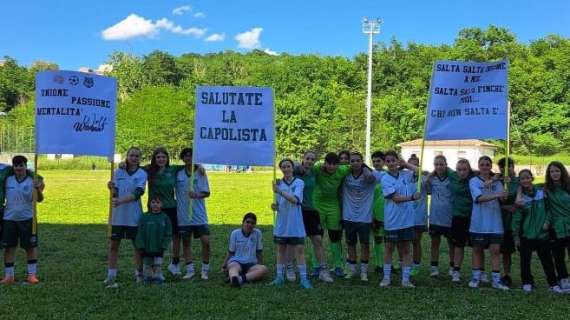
left=231, top=262, right=256, bottom=274
left=273, top=236, right=305, bottom=245
left=501, top=230, right=516, bottom=254
left=429, top=224, right=451, bottom=238
left=344, top=221, right=371, bottom=245
left=1, top=219, right=38, bottom=249
left=470, top=233, right=503, bottom=248
left=302, top=209, right=323, bottom=236
left=163, top=207, right=178, bottom=232
left=384, top=227, right=415, bottom=243
left=178, top=225, right=210, bottom=239
left=450, top=216, right=470, bottom=247
left=111, top=225, right=138, bottom=240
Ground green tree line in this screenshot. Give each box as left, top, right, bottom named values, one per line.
left=1, top=26, right=568, bottom=157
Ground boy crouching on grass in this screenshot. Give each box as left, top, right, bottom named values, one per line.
left=1, top=155, right=44, bottom=285
left=135, top=197, right=172, bottom=284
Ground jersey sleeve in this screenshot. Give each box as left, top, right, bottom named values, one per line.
left=256, top=229, right=263, bottom=251
left=293, top=179, right=304, bottom=205
left=197, top=173, right=210, bottom=194
left=469, top=178, right=483, bottom=201
left=381, top=175, right=396, bottom=198
left=229, top=230, right=237, bottom=253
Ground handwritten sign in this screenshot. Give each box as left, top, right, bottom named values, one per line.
left=35, top=71, right=116, bottom=159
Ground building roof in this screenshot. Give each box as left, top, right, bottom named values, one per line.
left=398, top=139, right=498, bottom=148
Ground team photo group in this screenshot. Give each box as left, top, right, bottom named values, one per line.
left=3, top=146, right=570, bottom=295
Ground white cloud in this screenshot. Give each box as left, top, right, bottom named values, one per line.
left=172, top=5, right=192, bottom=15
left=101, top=14, right=158, bottom=40
left=205, top=33, right=225, bottom=42
left=263, top=48, right=279, bottom=56
left=193, top=12, right=206, bottom=18
left=102, top=15, right=207, bottom=40
left=235, top=27, right=263, bottom=49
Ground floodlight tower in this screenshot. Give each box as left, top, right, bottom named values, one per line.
left=362, top=17, right=382, bottom=165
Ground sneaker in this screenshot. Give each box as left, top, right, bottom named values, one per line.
left=401, top=280, right=416, bottom=288
left=334, top=267, right=346, bottom=278
left=183, top=270, right=195, bottom=280
left=448, top=267, right=454, bottom=277
left=430, top=268, right=439, bottom=278
left=26, top=274, right=40, bottom=285
left=269, top=277, right=285, bottom=288
left=318, top=269, right=334, bottom=283
left=451, top=271, right=461, bottom=283
left=560, top=278, right=570, bottom=290
left=230, top=276, right=241, bottom=288
left=361, top=272, right=369, bottom=282
left=168, top=263, right=181, bottom=276
left=480, top=273, right=489, bottom=283
left=311, top=267, right=320, bottom=279
left=550, top=285, right=565, bottom=294
left=410, top=266, right=420, bottom=277
left=500, top=275, right=512, bottom=287
left=492, top=281, right=510, bottom=291
left=154, top=273, right=166, bottom=282
left=201, top=271, right=209, bottom=280
left=143, top=276, right=153, bottom=284
left=468, top=279, right=480, bottom=288
left=300, top=278, right=312, bottom=289
left=522, top=284, right=533, bottom=293
left=103, top=277, right=117, bottom=288
left=379, top=278, right=391, bottom=287
left=286, top=267, right=296, bottom=282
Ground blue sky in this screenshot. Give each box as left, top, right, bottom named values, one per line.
left=1, top=0, right=569, bottom=70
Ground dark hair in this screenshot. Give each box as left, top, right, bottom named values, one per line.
left=179, top=147, right=193, bottom=160
left=545, top=161, right=570, bottom=193
left=518, top=169, right=533, bottom=180
left=350, top=151, right=363, bottom=160
left=498, top=157, right=515, bottom=168
left=434, top=155, right=447, bottom=164
left=324, top=152, right=339, bottom=165
left=338, top=150, right=350, bottom=159
left=242, top=212, right=257, bottom=223
left=279, top=158, right=295, bottom=168
left=148, top=147, right=170, bottom=187
left=149, top=196, right=162, bottom=203
left=125, top=147, right=142, bottom=168
left=12, top=155, right=27, bottom=166
left=384, top=150, right=399, bottom=160
left=478, top=156, right=493, bottom=165
left=371, top=151, right=385, bottom=160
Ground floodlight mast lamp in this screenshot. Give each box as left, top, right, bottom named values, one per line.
left=362, top=17, right=382, bottom=165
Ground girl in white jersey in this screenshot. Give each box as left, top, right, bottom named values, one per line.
left=175, top=148, right=211, bottom=280
left=270, top=159, right=311, bottom=289
left=468, top=156, right=508, bottom=290
left=104, top=147, right=147, bottom=288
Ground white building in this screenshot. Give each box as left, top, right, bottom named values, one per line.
left=399, top=139, right=498, bottom=171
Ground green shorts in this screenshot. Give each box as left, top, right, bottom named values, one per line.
left=178, top=225, right=210, bottom=239
left=344, top=221, right=371, bottom=245
left=1, top=219, right=38, bottom=249
left=319, top=212, right=342, bottom=231
left=273, top=236, right=305, bottom=245
left=384, top=227, right=415, bottom=243
left=111, top=225, right=138, bottom=240
left=469, top=233, right=503, bottom=248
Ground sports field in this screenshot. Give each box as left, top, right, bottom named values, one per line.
left=2, top=170, right=569, bottom=320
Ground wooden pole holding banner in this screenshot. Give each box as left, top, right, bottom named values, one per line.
left=32, top=153, right=38, bottom=235
left=107, top=161, right=115, bottom=237
left=417, top=62, right=437, bottom=192
left=504, top=101, right=511, bottom=190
